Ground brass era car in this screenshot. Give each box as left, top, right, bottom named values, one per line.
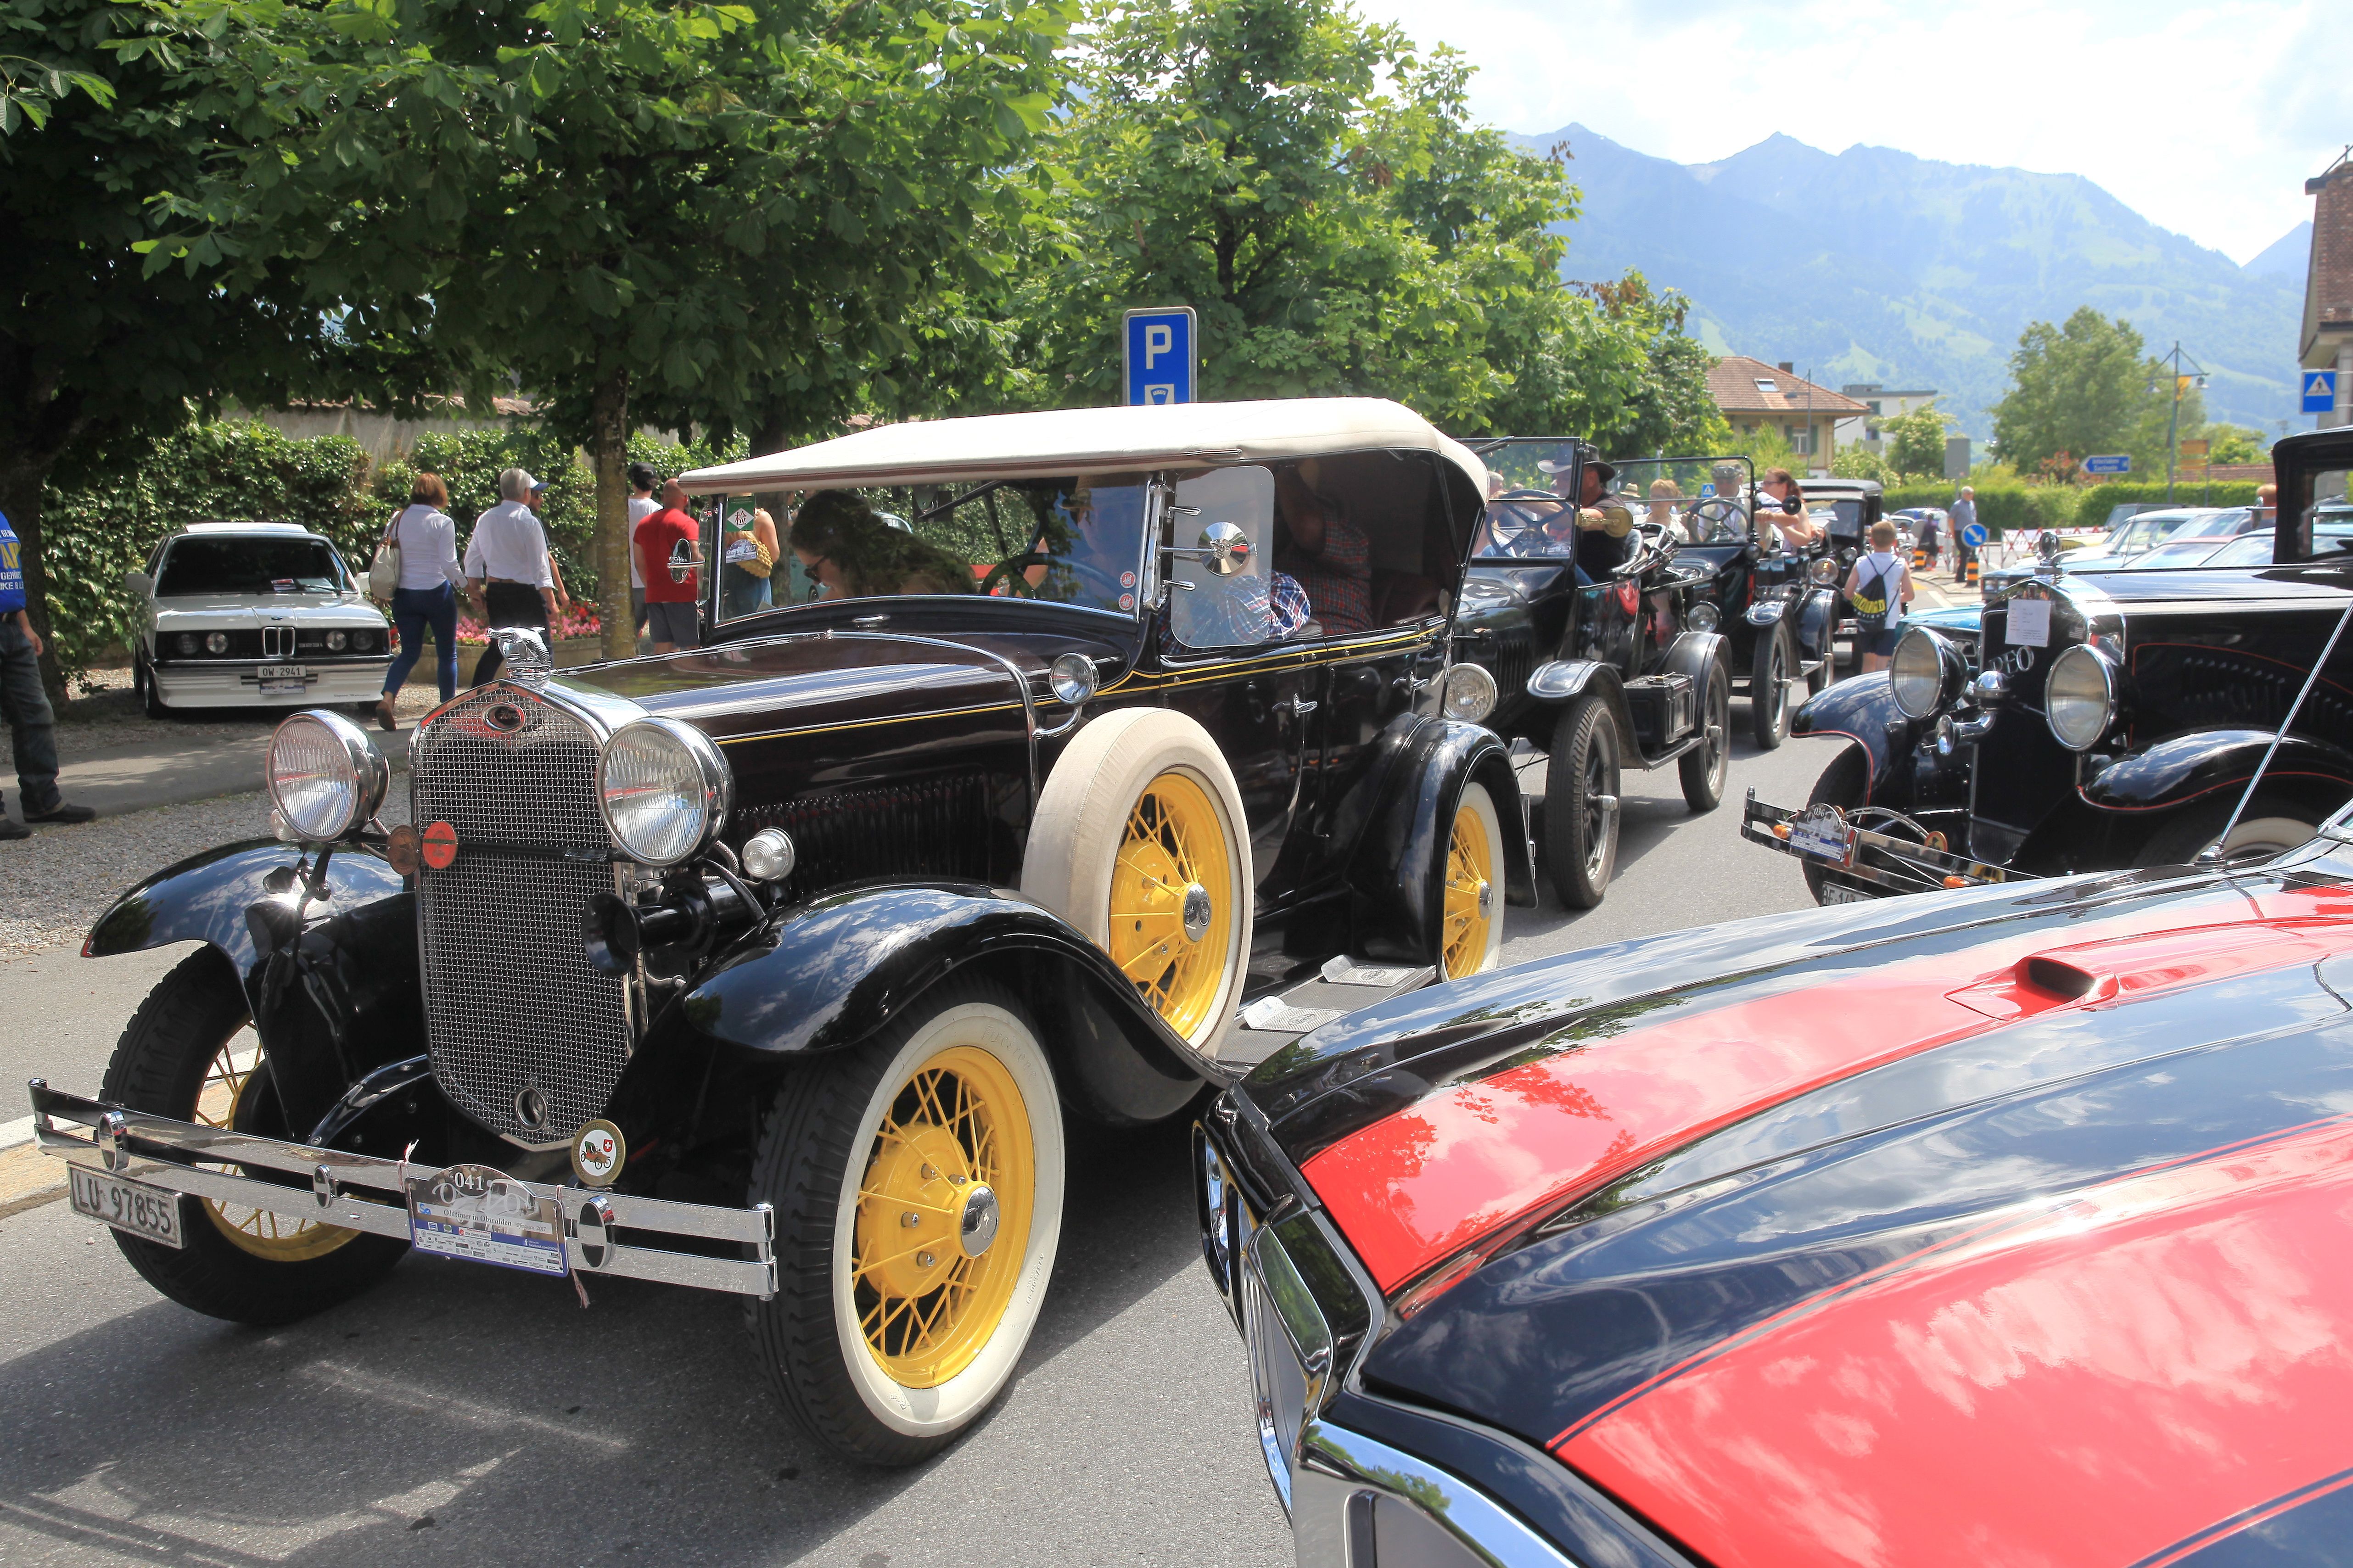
left=28, top=398, right=1535, bottom=1465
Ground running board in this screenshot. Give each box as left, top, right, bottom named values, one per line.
left=1223, top=957, right=1436, bottom=1069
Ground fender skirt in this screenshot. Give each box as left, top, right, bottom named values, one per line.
left=1338, top=717, right=1539, bottom=966
left=677, top=879, right=1209, bottom=1120
left=2080, top=729, right=2353, bottom=815
left=82, top=839, right=424, bottom=1139
left=1790, top=671, right=1926, bottom=806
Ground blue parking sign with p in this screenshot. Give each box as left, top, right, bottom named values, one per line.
left=1124, top=308, right=1197, bottom=406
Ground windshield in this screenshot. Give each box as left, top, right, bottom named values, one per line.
left=157, top=536, right=345, bottom=596
left=708, top=476, right=1149, bottom=620
left=2110, top=512, right=2202, bottom=554
left=1476, top=454, right=1760, bottom=556
left=2207, top=532, right=2276, bottom=567
left=2177, top=508, right=2252, bottom=539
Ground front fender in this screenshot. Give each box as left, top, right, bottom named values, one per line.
left=1743, top=600, right=1787, bottom=627
left=1524, top=659, right=1641, bottom=754
left=2081, top=729, right=2353, bottom=815
left=83, top=840, right=422, bottom=1138
left=678, top=879, right=1208, bottom=1118
left=1796, top=587, right=1838, bottom=660
left=1342, top=718, right=1538, bottom=966
left=1790, top=672, right=1925, bottom=806
left=1658, top=629, right=1728, bottom=691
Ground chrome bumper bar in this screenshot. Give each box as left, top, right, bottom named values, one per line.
left=26, top=1080, right=777, bottom=1298
left=1741, top=790, right=2018, bottom=899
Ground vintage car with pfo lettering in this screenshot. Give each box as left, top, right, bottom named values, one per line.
left=1446, top=442, right=1735, bottom=908
left=27, top=398, right=1534, bottom=1465
left=1199, top=816, right=2353, bottom=1566
left=1742, top=426, right=2353, bottom=903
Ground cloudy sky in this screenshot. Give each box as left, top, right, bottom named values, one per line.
left=1356, top=0, right=2342, bottom=264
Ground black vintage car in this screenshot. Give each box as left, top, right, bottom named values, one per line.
left=1744, top=426, right=2353, bottom=902
left=1447, top=441, right=1735, bottom=908
left=26, top=398, right=1538, bottom=1466
left=1197, top=813, right=2353, bottom=1568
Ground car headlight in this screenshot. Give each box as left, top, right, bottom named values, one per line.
left=2045, top=644, right=2118, bottom=751
left=597, top=717, right=733, bottom=866
left=1686, top=600, right=1721, bottom=633
left=1809, top=557, right=1839, bottom=587
left=205, top=631, right=228, bottom=654
left=1049, top=652, right=1099, bottom=705
left=266, top=709, right=389, bottom=841
left=328, top=630, right=348, bottom=651
left=352, top=629, right=375, bottom=652
left=176, top=633, right=197, bottom=655
left=1441, top=662, right=1497, bottom=723
left=1889, top=627, right=1961, bottom=720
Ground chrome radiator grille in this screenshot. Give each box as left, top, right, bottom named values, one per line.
left=412, top=685, right=630, bottom=1148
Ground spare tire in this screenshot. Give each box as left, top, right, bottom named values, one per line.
left=1021, top=707, right=1252, bottom=1060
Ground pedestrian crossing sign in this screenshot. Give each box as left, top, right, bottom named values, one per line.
left=2303, top=370, right=2338, bottom=414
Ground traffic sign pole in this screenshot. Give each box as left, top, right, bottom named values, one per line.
left=1123, top=308, right=1198, bottom=406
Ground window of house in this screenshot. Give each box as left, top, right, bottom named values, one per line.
left=1754, top=378, right=1779, bottom=396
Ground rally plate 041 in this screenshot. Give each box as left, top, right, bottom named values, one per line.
left=405, top=1162, right=569, bottom=1277
left=70, top=1166, right=185, bottom=1249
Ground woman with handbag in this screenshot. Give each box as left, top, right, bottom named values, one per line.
left=719, top=504, right=782, bottom=619
left=372, top=472, right=465, bottom=730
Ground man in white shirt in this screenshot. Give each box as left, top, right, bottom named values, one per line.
left=465, top=467, right=562, bottom=684
left=627, top=462, right=659, bottom=655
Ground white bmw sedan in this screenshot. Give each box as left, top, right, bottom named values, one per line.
left=126, top=521, right=394, bottom=717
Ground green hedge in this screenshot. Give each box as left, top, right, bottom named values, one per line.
left=41, top=416, right=741, bottom=685
left=1879, top=480, right=2264, bottom=537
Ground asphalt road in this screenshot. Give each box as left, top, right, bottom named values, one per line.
left=0, top=724, right=1836, bottom=1568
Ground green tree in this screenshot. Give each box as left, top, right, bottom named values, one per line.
left=1882, top=400, right=1955, bottom=482
left=1003, top=0, right=1718, bottom=444
left=148, top=0, right=1072, bottom=656
left=1988, top=308, right=2202, bottom=483
left=2198, top=423, right=2268, bottom=466
left=0, top=0, right=332, bottom=702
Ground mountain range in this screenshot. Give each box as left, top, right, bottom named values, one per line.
left=1513, top=126, right=2307, bottom=442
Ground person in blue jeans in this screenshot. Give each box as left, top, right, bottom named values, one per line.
left=0, top=508, right=97, bottom=838
left=373, top=473, right=467, bottom=731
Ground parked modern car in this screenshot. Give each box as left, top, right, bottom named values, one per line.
left=126, top=521, right=392, bottom=716
left=2064, top=505, right=2258, bottom=567
left=1744, top=427, right=2353, bottom=902
left=1450, top=441, right=1735, bottom=908
left=2095, top=528, right=2276, bottom=571
left=1198, top=816, right=2353, bottom=1567
left=30, top=399, right=1541, bottom=1466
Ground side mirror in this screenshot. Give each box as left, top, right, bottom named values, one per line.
left=1163, top=519, right=1253, bottom=576
left=123, top=570, right=153, bottom=597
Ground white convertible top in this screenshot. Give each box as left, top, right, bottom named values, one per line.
left=679, top=398, right=1488, bottom=497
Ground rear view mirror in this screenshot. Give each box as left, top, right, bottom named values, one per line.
left=123, top=570, right=153, bottom=597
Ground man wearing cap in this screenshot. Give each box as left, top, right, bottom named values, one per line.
left=465, top=467, right=562, bottom=684
left=1538, top=444, right=1634, bottom=584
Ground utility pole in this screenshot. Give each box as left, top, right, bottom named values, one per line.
left=2153, top=341, right=2209, bottom=503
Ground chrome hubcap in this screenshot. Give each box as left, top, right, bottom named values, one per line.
left=1181, top=883, right=1214, bottom=942
left=1476, top=879, right=1493, bottom=916
left=958, top=1184, right=1001, bottom=1258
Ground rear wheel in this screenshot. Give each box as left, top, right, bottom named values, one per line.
left=1800, top=745, right=1871, bottom=905
left=2130, top=793, right=2326, bottom=871
left=1748, top=627, right=1792, bottom=750
left=98, top=950, right=405, bottom=1325
left=1542, top=695, right=1619, bottom=909
left=1679, top=659, right=1731, bottom=812
left=746, top=976, right=1064, bottom=1466
left=1439, top=782, right=1507, bottom=978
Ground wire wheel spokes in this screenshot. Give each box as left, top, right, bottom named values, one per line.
left=193, top=1027, right=358, bottom=1262
left=850, top=1045, right=1033, bottom=1389
left=1107, top=771, right=1231, bottom=1037
left=1441, top=804, right=1495, bottom=978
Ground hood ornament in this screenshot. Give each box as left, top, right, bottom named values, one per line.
left=493, top=627, right=554, bottom=689
left=2035, top=531, right=2067, bottom=577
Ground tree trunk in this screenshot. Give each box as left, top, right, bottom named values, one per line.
left=0, top=454, right=69, bottom=710
left=589, top=368, right=634, bottom=661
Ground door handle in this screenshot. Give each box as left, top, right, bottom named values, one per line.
left=1275, top=696, right=1318, bottom=717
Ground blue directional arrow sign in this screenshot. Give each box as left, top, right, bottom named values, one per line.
left=2083, top=454, right=2131, bottom=476
left=1961, top=522, right=1988, bottom=549
left=1124, top=308, right=1198, bottom=406
left=2304, top=370, right=2339, bottom=415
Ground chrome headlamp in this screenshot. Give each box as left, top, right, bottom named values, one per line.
left=1809, top=556, right=1840, bottom=587
left=1441, top=662, right=1498, bottom=723
left=266, top=709, right=390, bottom=841
left=2045, top=644, right=2120, bottom=751
left=1049, top=652, right=1099, bottom=706
left=596, top=717, right=733, bottom=866
left=1888, top=627, right=1964, bottom=721
left=1685, top=600, right=1721, bottom=633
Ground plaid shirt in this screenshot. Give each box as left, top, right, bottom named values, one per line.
left=1278, top=515, right=1373, bottom=634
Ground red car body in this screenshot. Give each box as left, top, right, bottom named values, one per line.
left=1200, top=837, right=2353, bottom=1567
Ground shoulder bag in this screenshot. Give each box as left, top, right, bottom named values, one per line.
left=366, top=510, right=404, bottom=603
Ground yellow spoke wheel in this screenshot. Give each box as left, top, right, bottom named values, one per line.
left=1441, top=799, right=1498, bottom=980
left=1108, top=769, right=1235, bottom=1039
left=193, top=1030, right=359, bottom=1263
left=850, top=1044, right=1035, bottom=1389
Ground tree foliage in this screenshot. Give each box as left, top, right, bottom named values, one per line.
left=144, top=0, right=1074, bottom=653
left=1882, top=400, right=1955, bottom=482
left=1002, top=0, right=1720, bottom=447
left=1988, top=308, right=2211, bottom=482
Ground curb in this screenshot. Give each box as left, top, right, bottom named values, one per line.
left=0, top=1141, right=66, bottom=1220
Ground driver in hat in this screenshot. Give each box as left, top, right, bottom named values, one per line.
left=1537, top=443, right=1634, bottom=583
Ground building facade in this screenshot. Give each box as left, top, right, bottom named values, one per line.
left=1835, top=383, right=1938, bottom=451
left=2301, top=149, right=2353, bottom=431
left=1704, top=358, right=1870, bottom=474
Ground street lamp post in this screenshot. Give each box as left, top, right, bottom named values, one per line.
left=2152, top=341, right=2209, bottom=504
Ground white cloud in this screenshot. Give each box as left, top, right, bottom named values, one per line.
left=1356, top=0, right=2340, bottom=263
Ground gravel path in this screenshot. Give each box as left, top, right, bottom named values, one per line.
left=1, top=672, right=449, bottom=768
left=1, top=787, right=415, bottom=956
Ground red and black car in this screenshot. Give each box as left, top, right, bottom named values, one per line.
left=1199, top=825, right=2353, bottom=1566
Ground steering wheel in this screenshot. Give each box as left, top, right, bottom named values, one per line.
left=1616, top=520, right=1675, bottom=577
left=1684, top=498, right=1745, bottom=543
left=979, top=553, right=1050, bottom=598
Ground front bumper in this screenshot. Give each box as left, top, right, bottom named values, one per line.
left=28, top=1081, right=777, bottom=1298
left=155, top=661, right=392, bottom=708
left=1742, top=789, right=2016, bottom=900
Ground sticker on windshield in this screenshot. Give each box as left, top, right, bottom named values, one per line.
left=2007, top=597, right=2052, bottom=649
